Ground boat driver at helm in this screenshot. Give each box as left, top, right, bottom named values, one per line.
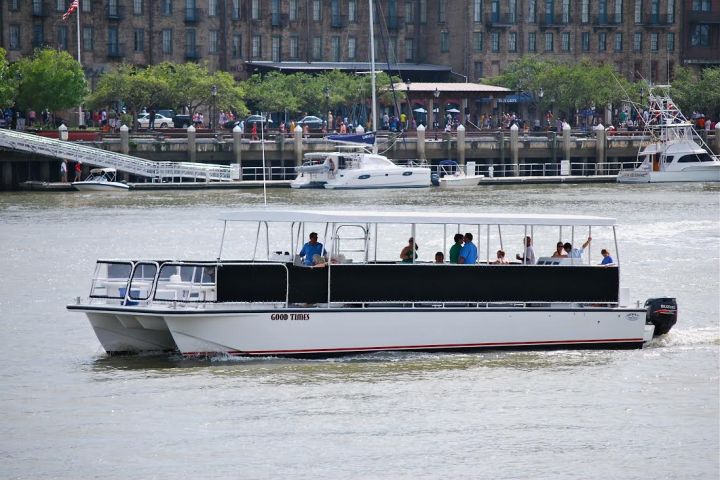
left=298, top=232, right=327, bottom=267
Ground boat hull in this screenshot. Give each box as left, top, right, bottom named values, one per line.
left=324, top=168, right=432, bottom=189
left=439, top=175, right=484, bottom=188
left=72, top=181, right=130, bottom=191
left=149, top=307, right=653, bottom=356
left=86, top=311, right=176, bottom=354
left=617, top=166, right=720, bottom=183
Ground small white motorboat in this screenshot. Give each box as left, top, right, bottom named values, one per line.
left=617, top=86, right=720, bottom=183
left=434, top=160, right=484, bottom=188
left=72, top=168, right=130, bottom=191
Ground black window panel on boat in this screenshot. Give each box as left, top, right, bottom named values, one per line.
left=677, top=153, right=713, bottom=163
left=216, top=263, right=619, bottom=304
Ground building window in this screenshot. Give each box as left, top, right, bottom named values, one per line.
left=491, top=0, right=499, bottom=22
left=312, top=0, right=321, bottom=21
left=252, top=34, right=262, bottom=58
left=330, top=36, right=340, bottom=61
left=33, top=24, right=44, bottom=47
left=667, top=0, right=674, bottom=23
left=231, top=0, right=241, bottom=20
left=312, top=36, right=322, bottom=60
left=491, top=32, right=500, bottom=52
left=614, top=32, right=622, bottom=51
left=406, top=0, right=414, bottom=23
left=650, top=0, right=659, bottom=21
left=208, top=0, right=217, bottom=16
left=634, top=0, right=642, bottom=23
left=438, top=0, right=446, bottom=22
left=209, top=30, right=219, bottom=54
left=581, top=31, right=590, bottom=51
left=162, top=0, right=172, bottom=16
left=420, top=0, right=427, bottom=23
left=528, top=31, right=536, bottom=51
left=474, top=61, right=483, bottom=81
left=133, top=0, right=142, bottom=15
left=348, top=0, right=357, bottom=22
left=162, top=28, right=172, bottom=54
left=562, top=31, right=570, bottom=51
left=509, top=0, right=517, bottom=22
left=81, top=0, right=91, bottom=11
left=598, top=32, right=607, bottom=51
left=614, top=0, right=622, bottom=24
left=288, top=0, right=298, bottom=21
left=405, top=38, right=414, bottom=60
left=474, top=0, right=483, bottom=22
left=562, top=0, right=570, bottom=23
left=55, top=0, right=64, bottom=12
left=666, top=32, right=674, bottom=52
left=83, top=26, right=94, bottom=51
left=440, top=31, right=449, bottom=52
left=509, top=32, right=517, bottom=52
left=528, top=0, right=536, bottom=22
left=473, top=31, right=484, bottom=51
left=581, top=0, right=589, bottom=23
left=251, top=0, right=260, bottom=20
left=134, top=29, right=144, bottom=52
left=232, top=34, right=242, bottom=58
left=185, top=29, right=196, bottom=57
left=272, top=35, right=281, bottom=62
left=691, top=0, right=711, bottom=12
left=57, top=25, right=68, bottom=50
left=633, top=32, right=642, bottom=51
left=289, top=36, right=298, bottom=59
left=691, top=25, right=710, bottom=47
left=348, top=37, right=356, bottom=60
left=108, top=26, right=120, bottom=56
left=9, top=0, right=19, bottom=11
left=650, top=32, right=658, bottom=51
left=9, top=25, right=20, bottom=49
left=544, top=32, right=553, bottom=51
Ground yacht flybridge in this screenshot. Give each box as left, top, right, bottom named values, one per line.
left=617, top=86, right=720, bottom=183
left=68, top=209, right=677, bottom=357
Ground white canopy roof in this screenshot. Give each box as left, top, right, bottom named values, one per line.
left=221, top=209, right=616, bottom=226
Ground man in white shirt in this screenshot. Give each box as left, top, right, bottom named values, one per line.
left=516, top=236, right=536, bottom=264
left=564, top=237, right=592, bottom=258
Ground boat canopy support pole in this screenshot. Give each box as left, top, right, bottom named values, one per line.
left=217, top=220, right=228, bottom=261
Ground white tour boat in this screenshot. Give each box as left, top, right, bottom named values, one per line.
left=67, top=209, right=677, bottom=357
left=72, top=168, right=130, bottom=191
left=617, top=87, right=720, bottom=183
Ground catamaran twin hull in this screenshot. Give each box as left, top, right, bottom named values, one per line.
left=69, top=261, right=676, bottom=357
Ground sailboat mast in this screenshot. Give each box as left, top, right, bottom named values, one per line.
left=369, top=0, right=378, bottom=153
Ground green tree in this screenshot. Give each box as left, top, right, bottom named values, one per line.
left=156, top=62, right=247, bottom=118
left=15, top=49, right=87, bottom=120
left=87, top=64, right=170, bottom=130
left=671, top=66, right=720, bottom=118
left=0, top=48, right=18, bottom=109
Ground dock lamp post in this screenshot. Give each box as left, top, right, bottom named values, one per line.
left=406, top=79, right=412, bottom=130
left=211, top=84, right=217, bottom=130
left=324, top=86, right=330, bottom=132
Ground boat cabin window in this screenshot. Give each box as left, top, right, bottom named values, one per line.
left=128, top=262, right=158, bottom=301
left=677, top=153, right=713, bottom=163
left=154, top=263, right=217, bottom=302
left=90, top=261, right=133, bottom=299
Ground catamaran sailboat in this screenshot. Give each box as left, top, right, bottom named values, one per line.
left=617, top=86, right=720, bottom=183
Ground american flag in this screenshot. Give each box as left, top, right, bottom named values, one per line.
left=62, top=0, right=79, bottom=21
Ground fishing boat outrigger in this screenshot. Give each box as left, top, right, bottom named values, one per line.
left=68, top=209, right=677, bottom=357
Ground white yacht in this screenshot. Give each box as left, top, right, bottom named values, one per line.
left=433, top=160, right=485, bottom=188
left=72, top=168, right=130, bottom=191
left=617, top=87, right=720, bottom=183
left=67, top=209, right=677, bottom=357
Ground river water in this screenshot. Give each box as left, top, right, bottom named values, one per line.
left=1, top=184, right=718, bottom=479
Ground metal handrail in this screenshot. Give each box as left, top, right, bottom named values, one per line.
left=0, top=129, right=232, bottom=182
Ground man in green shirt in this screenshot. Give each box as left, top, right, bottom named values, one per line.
left=449, top=233, right=463, bottom=263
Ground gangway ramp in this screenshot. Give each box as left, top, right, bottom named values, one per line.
left=0, top=128, right=232, bottom=182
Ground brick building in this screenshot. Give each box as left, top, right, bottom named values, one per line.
left=0, top=0, right=718, bottom=87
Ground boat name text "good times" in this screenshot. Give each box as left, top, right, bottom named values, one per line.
left=271, top=313, right=310, bottom=321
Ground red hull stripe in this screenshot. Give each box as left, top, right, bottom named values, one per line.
left=184, top=338, right=644, bottom=356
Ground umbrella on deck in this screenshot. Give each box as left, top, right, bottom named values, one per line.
left=446, top=108, right=460, bottom=113
left=413, top=107, right=428, bottom=113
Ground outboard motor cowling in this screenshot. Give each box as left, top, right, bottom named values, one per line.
left=645, top=297, right=677, bottom=336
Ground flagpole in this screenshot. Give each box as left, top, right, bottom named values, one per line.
left=76, top=2, right=83, bottom=127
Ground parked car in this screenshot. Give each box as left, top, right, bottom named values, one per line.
left=172, top=114, right=192, bottom=128
left=137, top=113, right=174, bottom=129
left=296, top=115, right=324, bottom=132
left=222, top=115, right=273, bottom=132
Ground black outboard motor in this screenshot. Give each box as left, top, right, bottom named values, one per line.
left=645, top=297, right=678, bottom=336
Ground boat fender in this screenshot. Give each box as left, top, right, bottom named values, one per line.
left=645, top=297, right=677, bottom=336
left=431, top=173, right=440, bottom=187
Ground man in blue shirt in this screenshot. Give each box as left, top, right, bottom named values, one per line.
left=458, top=232, right=478, bottom=264
left=298, top=232, right=326, bottom=266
